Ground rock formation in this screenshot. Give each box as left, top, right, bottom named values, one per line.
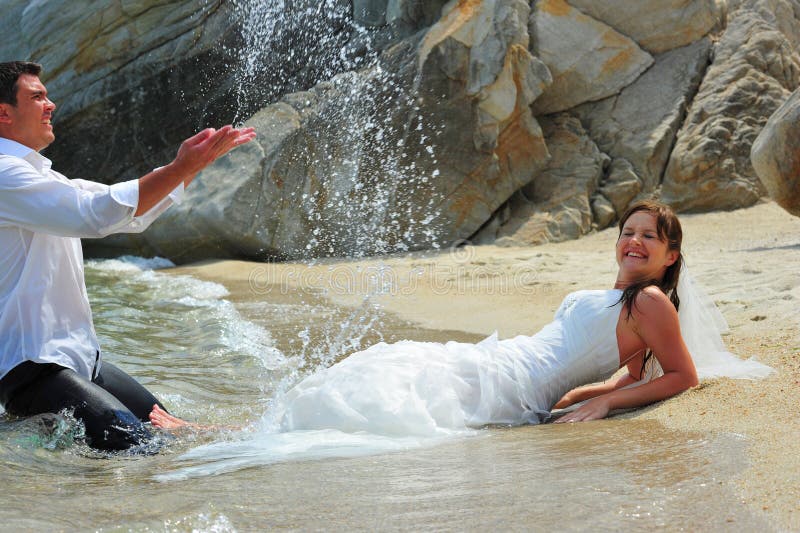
left=574, top=38, right=712, bottom=201
left=567, top=0, right=723, bottom=54
left=661, top=0, right=800, bottom=211
left=529, top=0, right=653, bottom=114
left=1, top=0, right=799, bottom=260
left=751, top=88, right=800, bottom=216
left=91, top=0, right=555, bottom=261
left=473, top=114, right=606, bottom=245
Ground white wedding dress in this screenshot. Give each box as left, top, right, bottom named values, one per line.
left=279, top=265, right=775, bottom=437
left=280, top=290, right=624, bottom=436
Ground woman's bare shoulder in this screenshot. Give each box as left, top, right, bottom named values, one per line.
left=631, top=285, right=677, bottom=318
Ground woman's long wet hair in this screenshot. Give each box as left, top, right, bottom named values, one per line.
left=617, top=200, right=683, bottom=376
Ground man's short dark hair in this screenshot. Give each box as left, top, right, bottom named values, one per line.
left=0, top=61, right=43, bottom=106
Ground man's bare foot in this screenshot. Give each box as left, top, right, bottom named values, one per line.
left=149, top=404, right=202, bottom=430
left=148, top=404, right=241, bottom=432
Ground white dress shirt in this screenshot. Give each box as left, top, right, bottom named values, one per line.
left=0, top=137, right=182, bottom=380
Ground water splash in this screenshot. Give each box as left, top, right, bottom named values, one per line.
left=10, top=412, right=86, bottom=451
left=227, top=0, right=448, bottom=259
left=228, top=0, right=378, bottom=125
left=291, top=66, right=447, bottom=258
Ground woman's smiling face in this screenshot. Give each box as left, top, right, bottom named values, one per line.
left=616, top=211, right=679, bottom=283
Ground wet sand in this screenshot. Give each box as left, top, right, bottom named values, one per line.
left=172, top=200, right=800, bottom=530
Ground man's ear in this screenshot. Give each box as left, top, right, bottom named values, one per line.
left=0, top=103, right=12, bottom=124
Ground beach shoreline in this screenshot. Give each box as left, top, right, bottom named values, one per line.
left=169, top=200, right=799, bottom=530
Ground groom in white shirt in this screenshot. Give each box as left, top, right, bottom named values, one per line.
left=0, top=61, right=255, bottom=450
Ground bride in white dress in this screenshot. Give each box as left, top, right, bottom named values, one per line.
left=150, top=201, right=772, bottom=435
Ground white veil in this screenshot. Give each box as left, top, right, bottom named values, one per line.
left=626, top=263, right=774, bottom=390
left=674, top=263, right=774, bottom=380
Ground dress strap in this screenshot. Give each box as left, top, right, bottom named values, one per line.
left=619, top=348, right=646, bottom=369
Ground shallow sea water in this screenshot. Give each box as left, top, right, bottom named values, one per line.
left=0, top=258, right=770, bottom=531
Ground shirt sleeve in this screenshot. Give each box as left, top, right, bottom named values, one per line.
left=0, top=158, right=177, bottom=238
left=72, top=176, right=183, bottom=235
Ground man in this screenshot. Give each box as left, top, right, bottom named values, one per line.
left=0, top=61, right=256, bottom=450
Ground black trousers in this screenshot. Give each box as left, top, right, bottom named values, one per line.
left=0, top=360, right=166, bottom=451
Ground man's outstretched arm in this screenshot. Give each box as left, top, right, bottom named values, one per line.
left=135, top=125, right=256, bottom=216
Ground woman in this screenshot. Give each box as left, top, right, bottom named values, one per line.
left=552, top=199, right=694, bottom=423
left=151, top=200, right=771, bottom=434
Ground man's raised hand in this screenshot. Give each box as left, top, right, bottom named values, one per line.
left=172, top=125, right=257, bottom=182
left=135, top=125, right=256, bottom=216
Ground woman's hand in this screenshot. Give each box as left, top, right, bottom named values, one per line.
left=552, top=392, right=575, bottom=410
left=554, top=397, right=611, bottom=423
left=552, top=373, right=639, bottom=410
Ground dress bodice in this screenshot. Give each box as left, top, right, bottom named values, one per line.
left=489, top=289, right=624, bottom=420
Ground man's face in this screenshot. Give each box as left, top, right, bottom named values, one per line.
left=0, top=74, right=56, bottom=151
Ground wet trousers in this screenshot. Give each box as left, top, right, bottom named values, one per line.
left=0, top=360, right=165, bottom=450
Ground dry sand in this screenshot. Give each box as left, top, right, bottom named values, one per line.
left=171, top=200, right=799, bottom=530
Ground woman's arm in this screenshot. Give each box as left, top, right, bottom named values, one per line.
left=552, top=372, right=639, bottom=409
left=555, top=287, right=698, bottom=423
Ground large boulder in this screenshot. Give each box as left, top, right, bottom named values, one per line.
left=88, top=0, right=554, bottom=261
left=567, top=0, right=723, bottom=54
left=412, top=0, right=553, bottom=236
left=751, top=88, right=800, bottom=216
left=529, top=0, right=653, bottom=114
left=661, top=0, right=800, bottom=211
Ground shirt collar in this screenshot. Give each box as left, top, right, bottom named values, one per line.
left=0, top=136, right=52, bottom=173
